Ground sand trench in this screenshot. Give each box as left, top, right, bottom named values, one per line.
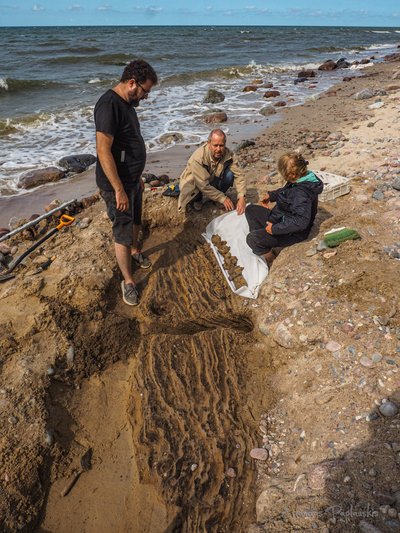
left=36, top=223, right=262, bottom=533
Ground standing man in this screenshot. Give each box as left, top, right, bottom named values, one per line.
left=178, top=129, right=247, bottom=214
left=95, top=59, right=157, bottom=306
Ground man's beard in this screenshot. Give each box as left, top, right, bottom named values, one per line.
left=128, top=88, right=140, bottom=107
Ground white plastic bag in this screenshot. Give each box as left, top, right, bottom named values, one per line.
left=202, top=210, right=269, bottom=299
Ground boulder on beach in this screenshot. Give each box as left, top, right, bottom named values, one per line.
left=159, top=132, right=184, bottom=144
left=352, top=88, right=387, bottom=100
left=318, top=60, right=337, bottom=71
left=263, top=90, right=280, bottom=98
left=336, top=58, right=350, bottom=69
left=203, top=89, right=225, bottom=104
left=384, top=52, right=400, bottom=62
left=18, top=167, right=66, bottom=189
left=262, top=82, right=274, bottom=88
left=251, top=78, right=264, bottom=84
left=274, top=101, right=287, bottom=107
left=243, top=85, right=258, bottom=92
left=298, top=69, right=315, bottom=78
left=81, top=194, right=99, bottom=209
left=360, top=58, right=371, bottom=65
left=343, top=76, right=355, bottom=82
left=203, top=112, right=228, bottom=123
left=237, top=140, right=256, bottom=150
left=260, top=106, right=277, bottom=116
left=58, top=154, right=96, bottom=174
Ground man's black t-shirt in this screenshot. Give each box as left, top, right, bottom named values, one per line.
left=94, top=89, right=146, bottom=191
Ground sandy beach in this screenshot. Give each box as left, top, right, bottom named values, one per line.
left=1, top=58, right=400, bottom=532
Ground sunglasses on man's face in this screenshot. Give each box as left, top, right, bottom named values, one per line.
left=134, top=80, right=150, bottom=95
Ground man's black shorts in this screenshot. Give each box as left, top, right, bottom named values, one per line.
left=100, top=181, right=142, bottom=246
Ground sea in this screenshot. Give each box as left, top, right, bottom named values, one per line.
left=0, top=25, right=399, bottom=197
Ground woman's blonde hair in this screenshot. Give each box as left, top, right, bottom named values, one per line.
left=277, top=152, right=308, bottom=181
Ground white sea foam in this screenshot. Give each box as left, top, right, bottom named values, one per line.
left=366, top=43, right=394, bottom=50
left=0, top=77, right=8, bottom=90
left=371, top=30, right=391, bottom=34
left=88, top=78, right=101, bottom=84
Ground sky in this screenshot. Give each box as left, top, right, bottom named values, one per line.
left=1, top=0, right=400, bottom=27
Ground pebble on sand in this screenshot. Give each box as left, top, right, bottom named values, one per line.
left=326, top=341, right=341, bottom=352
left=358, top=521, right=384, bottom=533
left=250, top=448, right=269, bottom=461
left=273, top=323, right=294, bottom=349
left=379, top=401, right=399, bottom=418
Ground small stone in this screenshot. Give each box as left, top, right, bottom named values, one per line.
left=323, top=250, right=337, bottom=259
left=250, top=448, right=269, bottom=461
left=226, top=467, right=236, bottom=478
left=46, top=366, right=55, bottom=376
left=8, top=416, right=18, bottom=425
left=372, top=190, right=385, bottom=201
left=258, top=320, right=270, bottom=337
left=259, top=106, right=277, bottom=117
left=368, top=101, right=385, bottom=110
left=66, top=345, right=75, bottom=365
left=369, top=468, right=377, bottom=477
left=79, top=217, right=91, bottom=229
left=372, top=353, right=383, bottom=363
left=388, top=508, right=398, bottom=518
left=306, top=246, right=318, bottom=257
left=359, top=520, right=384, bottom=533
left=385, top=519, right=400, bottom=530
left=392, top=177, right=400, bottom=191
left=273, top=323, right=294, bottom=349
left=379, top=401, right=399, bottom=418
left=360, top=356, right=375, bottom=368
left=190, top=463, right=198, bottom=471
left=44, top=429, right=54, bottom=446
left=344, top=475, right=351, bottom=483
left=0, top=243, right=11, bottom=255
left=326, top=341, right=341, bottom=352
left=308, top=464, right=330, bottom=490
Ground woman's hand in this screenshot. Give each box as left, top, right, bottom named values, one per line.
left=259, top=193, right=270, bottom=207
left=265, top=222, right=273, bottom=234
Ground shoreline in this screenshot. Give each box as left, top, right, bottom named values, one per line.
left=1, top=59, right=388, bottom=228
left=0, top=113, right=277, bottom=226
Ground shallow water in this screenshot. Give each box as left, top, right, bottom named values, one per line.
left=0, top=25, right=399, bottom=195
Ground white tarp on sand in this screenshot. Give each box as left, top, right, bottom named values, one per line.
left=203, top=210, right=269, bottom=299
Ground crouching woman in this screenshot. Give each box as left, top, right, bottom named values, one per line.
left=245, top=152, right=323, bottom=264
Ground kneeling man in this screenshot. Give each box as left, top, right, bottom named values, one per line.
left=178, top=129, right=246, bottom=214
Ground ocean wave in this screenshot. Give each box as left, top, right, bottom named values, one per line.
left=161, top=61, right=321, bottom=86
left=365, top=43, right=396, bottom=50
left=0, top=78, right=65, bottom=95
left=0, top=112, right=56, bottom=136
left=45, top=52, right=133, bottom=66
left=63, top=46, right=102, bottom=53
left=308, top=45, right=366, bottom=53
left=370, top=30, right=391, bottom=34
